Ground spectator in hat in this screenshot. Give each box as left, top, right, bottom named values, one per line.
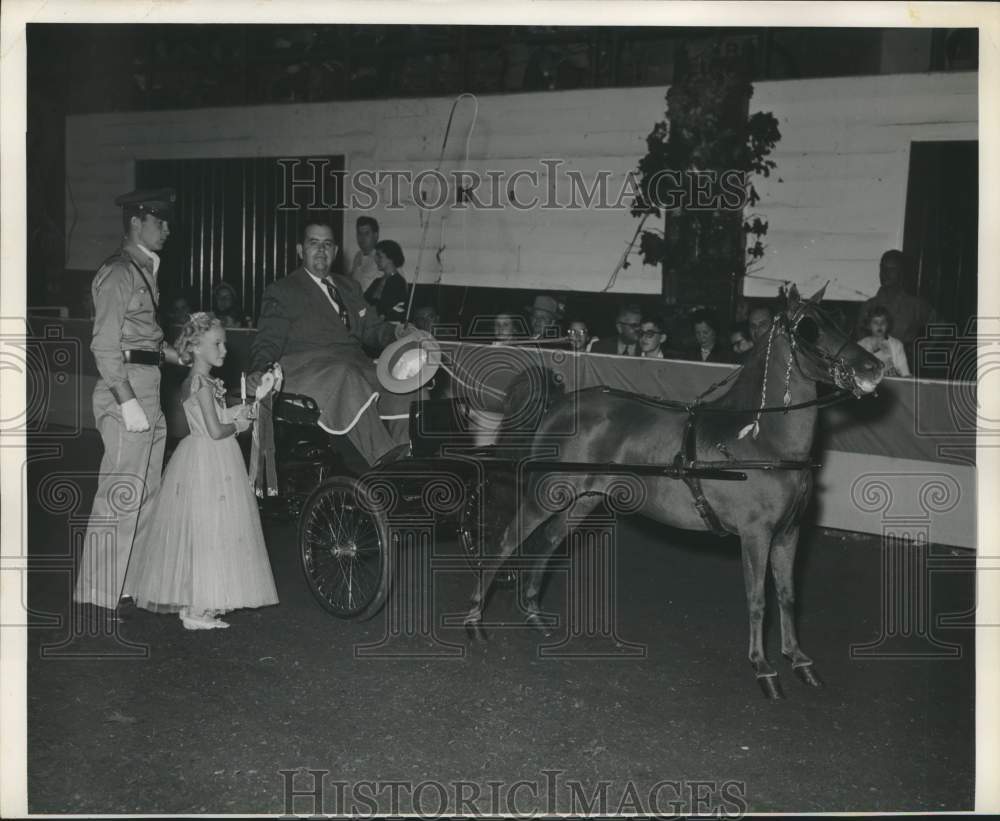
left=526, top=294, right=564, bottom=339
left=75, top=188, right=189, bottom=625
left=366, top=239, right=410, bottom=323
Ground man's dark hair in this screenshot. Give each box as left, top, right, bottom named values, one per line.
left=356, top=216, right=380, bottom=233
left=641, top=314, right=667, bottom=333
left=731, top=321, right=752, bottom=342
left=618, top=303, right=642, bottom=320
left=299, top=217, right=337, bottom=245
left=880, top=249, right=912, bottom=272
left=690, top=308, right=720, bottom=335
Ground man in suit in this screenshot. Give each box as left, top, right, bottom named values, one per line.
left=590, top=304, right=642, bottom=356
left=248, top=219, right=420, bottom=467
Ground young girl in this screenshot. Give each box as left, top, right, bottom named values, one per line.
left=125, top=312, right=278, bottom=629
left=858, top=305, right=911, bottom=377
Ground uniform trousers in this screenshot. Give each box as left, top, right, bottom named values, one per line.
left=74, top=364, right=166, bottom=610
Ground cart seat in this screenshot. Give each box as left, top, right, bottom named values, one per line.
left=272, top=392, right=321, bottom=426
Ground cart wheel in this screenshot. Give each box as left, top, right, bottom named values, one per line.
left=298, top=476, right=391, bottom=620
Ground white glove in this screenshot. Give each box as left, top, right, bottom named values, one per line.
left=121, top=398, right=151, bottom=432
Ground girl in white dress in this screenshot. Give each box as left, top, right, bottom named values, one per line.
left=125, top=312, right=279, bottom=629
left=857, top=305, right=911, bottom=377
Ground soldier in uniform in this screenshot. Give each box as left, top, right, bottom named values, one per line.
left=74, top=188, right=188, bottom=622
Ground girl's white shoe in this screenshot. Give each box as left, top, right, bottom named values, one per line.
left=179, top=608, right=230, bottom=630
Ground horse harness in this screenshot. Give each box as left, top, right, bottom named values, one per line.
left=589, top=305, right=857, bottom=536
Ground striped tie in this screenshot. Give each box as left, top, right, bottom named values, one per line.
left=323, top=278, right=351, bottom=331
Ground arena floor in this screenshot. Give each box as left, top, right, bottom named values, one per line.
left=24, top=430, right=975, bottom=814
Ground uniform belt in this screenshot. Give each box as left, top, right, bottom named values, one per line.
left=122, top=349, right=161, bottom=366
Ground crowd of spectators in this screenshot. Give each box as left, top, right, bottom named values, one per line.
left=144, top=228, right=930, bottom=379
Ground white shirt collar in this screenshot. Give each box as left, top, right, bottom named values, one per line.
left=135, top=242, right=160, bottom=277
left=304, top=267, right=332, bottom=286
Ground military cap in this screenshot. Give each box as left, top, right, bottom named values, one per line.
left=115, top=187, right=176, bottom=219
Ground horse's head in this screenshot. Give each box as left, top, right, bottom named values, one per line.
left=780, top=283, right=884, bottom=396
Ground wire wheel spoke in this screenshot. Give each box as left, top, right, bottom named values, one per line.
left=302, top=484, right=386, bottom=616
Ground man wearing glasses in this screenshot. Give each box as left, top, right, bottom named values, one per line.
left=638, top=316, right=673, bottom=359
left=591, top=304, right=642, bottom=356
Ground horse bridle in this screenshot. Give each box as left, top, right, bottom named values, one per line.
left=783, top=300, right=863, bottom=398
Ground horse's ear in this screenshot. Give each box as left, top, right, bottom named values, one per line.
left=807, top=281, right=829, bottom=303
left=783, top=283, right=801, bottom=313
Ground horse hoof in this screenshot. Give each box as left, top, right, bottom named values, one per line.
left=757, top=674, right=785, bottom=700
left=525, top=613, right=551, bottom=637
left=465, top=621, right=488, bottom=643
left=794, top=664, right=823, bottom=688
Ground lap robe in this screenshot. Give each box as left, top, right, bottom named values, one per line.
left=280, top=349, right=414, bottom=465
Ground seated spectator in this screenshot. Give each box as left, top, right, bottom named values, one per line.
left=638, top=316, right=671, bottom=359
left=366, top=239, right=409, bottom=322
left=747, top=304, right=774, bottom=342
left=686, top=309, right=731, bottom=363
left=857, top=305, right=911, bottom=377
left=162, top=292, right=193, bottom=343
left=212, top=281, right=249, bottom=328
left=525, top=294, right=564, bottom=339
left=590, top=303, right=642, bottom=356
left=730, top=322, right=754, bottom=361
left=567, top=319, right=595, bottom=352
left=493, top=313, right=521, bottom=343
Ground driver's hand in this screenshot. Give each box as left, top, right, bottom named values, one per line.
left=394, top=323, right=431, bottom=341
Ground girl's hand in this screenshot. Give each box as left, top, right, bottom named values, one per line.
left=232, top=404, right=251, bottom=434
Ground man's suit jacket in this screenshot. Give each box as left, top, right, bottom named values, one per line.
left=249, top=268, right=397, bottom=432
left=590, top=336, right=638, bottom=356
left=250, top=268, right=393, bottom=372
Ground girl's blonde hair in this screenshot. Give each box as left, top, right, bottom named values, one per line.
left=175, top=311, right=223, bottom=359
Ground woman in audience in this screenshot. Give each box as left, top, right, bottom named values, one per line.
left=858, top=305, right=911, bottom=376
left=212, top=282, right=245, bottom=329
left=366, top=239, right=410, bottom=322
left=567, top=318, right=595, bottom=352
left=686, top=308, right=730, bottom=363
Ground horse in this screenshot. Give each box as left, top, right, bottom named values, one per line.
left=464, top=284, right=885, bottom=699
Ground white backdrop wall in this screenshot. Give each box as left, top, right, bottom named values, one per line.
left=65, top=71, right=976, bottom=299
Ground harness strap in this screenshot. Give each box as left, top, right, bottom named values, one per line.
left=673, top=411, right=732, bottom=537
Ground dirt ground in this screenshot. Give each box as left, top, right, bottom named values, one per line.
left=24, top=432, right=975, bottom=815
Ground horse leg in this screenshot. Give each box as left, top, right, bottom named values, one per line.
left=522, top=496, right=602, bottom=636
left=740, top=527, right=784, bottom=699
left=770, top=524, right=823, bottom=688
left=464, top=497, right=551, bottom=642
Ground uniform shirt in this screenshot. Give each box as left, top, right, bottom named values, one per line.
left=90, top=240, right=164, bottom=398
left=350, top=249, right=380, bottom=294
